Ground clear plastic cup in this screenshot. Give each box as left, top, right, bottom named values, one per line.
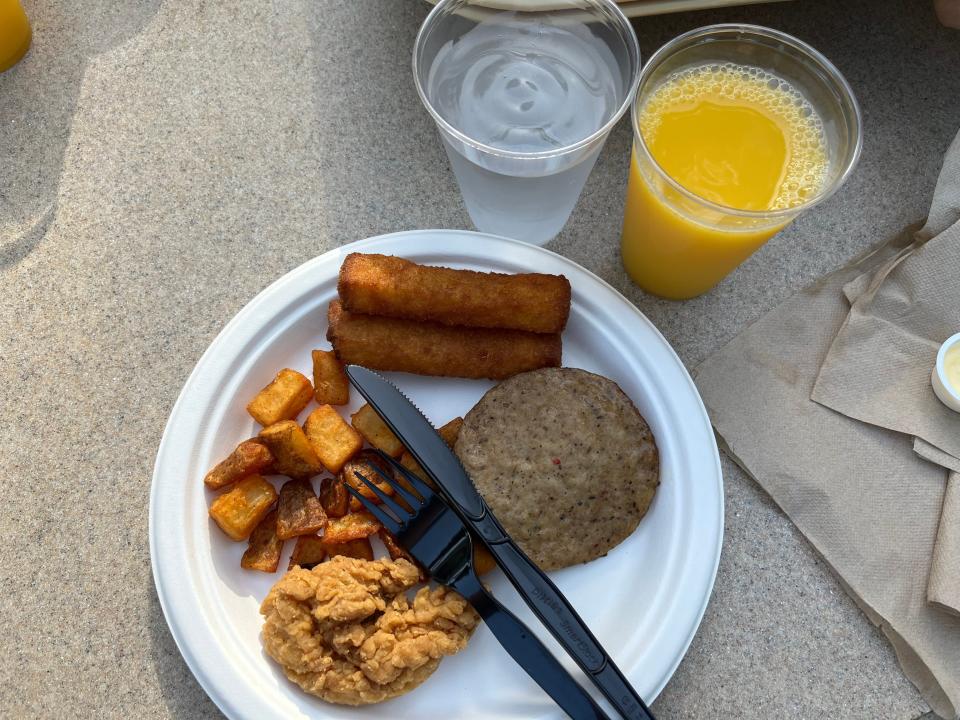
left=414, top=0, right=641, bottom=246
left=621, top=24, right=862, bottom=299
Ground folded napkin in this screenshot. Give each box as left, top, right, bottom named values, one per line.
left=695, top=134, right=960, bottom=717
left=811, top=131, right=960, bottom=617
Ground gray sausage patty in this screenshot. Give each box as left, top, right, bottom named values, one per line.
left=455, top=368, right=659, bottom=571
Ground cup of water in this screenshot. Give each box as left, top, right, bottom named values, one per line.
left=413, top=0, right=641, bottom=246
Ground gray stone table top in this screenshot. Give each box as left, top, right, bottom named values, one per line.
left=0, top=0, right=956, bottom=718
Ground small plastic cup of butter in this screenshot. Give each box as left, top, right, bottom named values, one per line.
left=932, top=331, right=960, bottom=413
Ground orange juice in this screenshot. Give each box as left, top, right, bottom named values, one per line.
left=0, top=0, right=31, bottom=73
left=621, top=63, right=829, bottom=299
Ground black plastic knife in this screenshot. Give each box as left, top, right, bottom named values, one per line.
left=345, top=365, right=656, bottom=720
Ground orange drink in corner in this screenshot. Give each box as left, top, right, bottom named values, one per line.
left=0, top=0, right=31, bottom=74
left=621, top=26, right=862, bottom=300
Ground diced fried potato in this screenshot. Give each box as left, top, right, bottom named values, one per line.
left=303, top=405, right=363, bottom=473
left=276, top=478, right=328, bottom=539
left=438, top=417, right=464, bottom=447
left=246, top=369, right=313, bottom=427
left=322, top=537, right=374, bottom=561
left=204, top=438, right=274, bottom=490
left=318, top=476, right=349, bottom=518
left=311, top=349, right=349, bottom=405
left=241, top=510, right=283, bottom=572
left=378, top=529, right=416, bottom=565
left=322, top=511, right=380, bottom=543
left=209, top=475, right=278, bottom=541
left=351, top=404, right=404, bottom=457
left=398, top=450, right=435, bottom=490
left=378, top=529, right=427, bottom=580
left=287, top=534, right=327, bottom=570
left=258, top=421, right=324, bottom=479
left=339, top=450, right=395, bottom=511
left=473, top=541, right=497, bottom=576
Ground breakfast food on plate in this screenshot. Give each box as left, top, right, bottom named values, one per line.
left=351, top=403, right=405, bottom=457
left=260, top=557, right=479, bottom=705
left=323, top=537, right=375, bottom=561
left=323, top=511, right=381, bottom=543
left=338, top=252, right=571, bottom=334
left=208, top=475, right=279, bottom=541
left=287, top=534, right=327, bottom=570
left=318, top=475, right=350, bottom=518
left=241, top=510, right=284, bottom=572
left=311, top=349, right=350, bottom=405
left=456, top=367, right=660, bottom=571
left=327, top=300, right=562, bottom=380
left=203, top=438, right=274, bottom=489
left=303, top=405, right=363, bottom=473
left=275, top=478, right=328, bottom=539
left=246, top=368, right=314, bottom=426
left=258, top=420, right=324, bottom=480
left=339, top=450, right=397, bottom=511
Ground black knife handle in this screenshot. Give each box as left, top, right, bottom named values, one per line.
left=479, top=524, right=655, bottom=720
left=454, top=569, right=610, bottom=720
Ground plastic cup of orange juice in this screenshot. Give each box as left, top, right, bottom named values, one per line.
left=621, top=25, right=862, bottom=299
left=0, top=0, right=31, bottom=73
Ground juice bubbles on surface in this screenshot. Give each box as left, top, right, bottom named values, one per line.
left=621, top=63, right=829, bottom=299
left=0, top=0, right=31, bottom=73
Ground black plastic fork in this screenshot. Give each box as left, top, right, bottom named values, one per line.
left=345, top=450, right=611, bottom=720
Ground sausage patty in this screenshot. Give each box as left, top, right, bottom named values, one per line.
left=455, top=368, right=659, bottom=571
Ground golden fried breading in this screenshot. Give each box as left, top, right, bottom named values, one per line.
left=260, top=557, right=478, bottom=705
left=326, top=301, right=561, bottom=380
left=338, top=253, right=571, bottom=334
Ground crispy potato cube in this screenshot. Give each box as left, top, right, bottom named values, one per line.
left=351, top=404, right=404, bottom=457
left=209, top=475, right=278, bottom=541
left=318, top=476, right=349, bottom=518
left=322, top=511, right=380, bottom=543
left=311, top=349, right=349, bottom=405
left=398, top=450, right=435, bottom=490
left=339, top=450, right=396, bottom=512
left=303, top=405, right=363, bottom=473
left=240, top=510, right=283, bottom=572
left=246, top=369, right=314, bottom=427
left=438, top=417, right=464, bottom=447
left=322, top=537, right=374, bottom=561
left=204, top=438, right=274, bottom=490
left=258, top=421, right=324, bottom=480
left=276, top=478, right=328, bottom=539
left=287, top=534, right=327, bottom=570
left=473, top=541, right=497, bottom=576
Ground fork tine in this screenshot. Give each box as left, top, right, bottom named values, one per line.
left=375, top=450, right=435, bottom=501
left=353, top=470, right=410, bottom=520
left=366, top=454, right=426, bottom=507
left=343, top=485, right=402, bottom=534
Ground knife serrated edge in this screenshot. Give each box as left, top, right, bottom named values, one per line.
left=343, top=365, right=486, bottom=519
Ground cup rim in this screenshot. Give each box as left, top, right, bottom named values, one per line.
left=631, top=23, right=864, bottom=220
left=412, top=0, right=642, bottom=161
left=936, top=332, right=960, bottom=404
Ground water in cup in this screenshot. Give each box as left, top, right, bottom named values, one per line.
left=415, top=3, right=639, bottom=245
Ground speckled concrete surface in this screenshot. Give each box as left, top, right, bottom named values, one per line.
left=0, top=1, right=956, bottom=718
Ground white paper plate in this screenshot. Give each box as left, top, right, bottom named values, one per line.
left=150, top=230, right=723, bottom=720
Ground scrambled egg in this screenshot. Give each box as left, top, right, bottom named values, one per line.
left=260, top=556, right=478, bottom=705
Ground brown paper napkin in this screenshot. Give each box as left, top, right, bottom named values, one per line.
left=695, top=232, right=960, bottom=718
left=810, top=132, right=960, bottom=617
left=810, top=224, right=960, bottom=459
